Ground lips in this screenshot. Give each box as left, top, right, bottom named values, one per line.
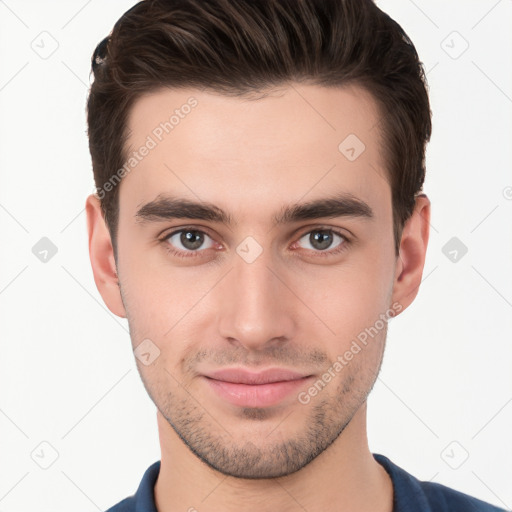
left=202, top=368, right=314, bottom=408
left=204, top=368, right=310, bottom=385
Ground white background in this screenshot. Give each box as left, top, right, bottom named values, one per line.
left=0, top=0, right=511, bottom=510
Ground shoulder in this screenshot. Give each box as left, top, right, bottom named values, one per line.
left=104, top=496, right=136, bottom=512
left=103, top=460, right=161, bottom=512
left=417, top=480, right=506, bottom=511
left=373, top=454, right=506, bottom=512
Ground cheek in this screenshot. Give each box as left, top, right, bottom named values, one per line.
left=118, top=243, right=192, bottom=320
left=118, top=252, right=218, bottom=363
left=300, top=256, right=393, bottom=336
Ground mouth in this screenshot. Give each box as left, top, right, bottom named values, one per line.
left=202, top=368, right=314, bottom=408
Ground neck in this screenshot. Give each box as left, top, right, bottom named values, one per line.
left=154, top=402, right=393, bottom=512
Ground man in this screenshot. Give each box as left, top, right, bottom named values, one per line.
left=85, top=0, right=505, bottom=510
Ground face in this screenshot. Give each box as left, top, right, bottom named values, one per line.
left=112, top=84, right=402, bottom=478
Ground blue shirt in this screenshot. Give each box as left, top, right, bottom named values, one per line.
left=105, top=454, right=506, bottom=511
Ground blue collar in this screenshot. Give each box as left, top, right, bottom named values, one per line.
left=107, top=453, right=504, bottom=511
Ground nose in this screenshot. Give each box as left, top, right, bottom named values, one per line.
left=215, top=246, right=297, bottom=352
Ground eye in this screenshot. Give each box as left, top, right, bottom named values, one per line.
left=163, top=228, right=216, bottom=257
left=294, top=228, right=349, bottom=255
left=160, top=226, right=350, bottom=260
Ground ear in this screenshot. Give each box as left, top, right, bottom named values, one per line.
left=85, top=194, right=126, bottom=318
left=391, top=194, right=431, bottom=312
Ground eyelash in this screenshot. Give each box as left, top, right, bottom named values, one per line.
left=159, top=226, right=351, bottom=260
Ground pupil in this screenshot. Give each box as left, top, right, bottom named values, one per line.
left=181, top=230, right=203, bottom=250
left=310, top=230, right=332, bottom=250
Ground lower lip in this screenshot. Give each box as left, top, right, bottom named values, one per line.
left=204, top=376, right=313, bottom=408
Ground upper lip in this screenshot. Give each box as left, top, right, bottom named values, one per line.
left=204, top=368, right=311, bottom=385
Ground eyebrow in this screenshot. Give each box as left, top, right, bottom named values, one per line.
left=135, top=192, right=374, bottom=227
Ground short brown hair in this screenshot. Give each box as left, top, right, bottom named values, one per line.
left=87, top=0, right=432, bottom=258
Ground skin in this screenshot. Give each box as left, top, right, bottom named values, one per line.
left=86, top=83, right=430, bottom=512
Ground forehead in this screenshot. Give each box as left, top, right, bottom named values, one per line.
left=120, top=83, right=390, bottom=223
